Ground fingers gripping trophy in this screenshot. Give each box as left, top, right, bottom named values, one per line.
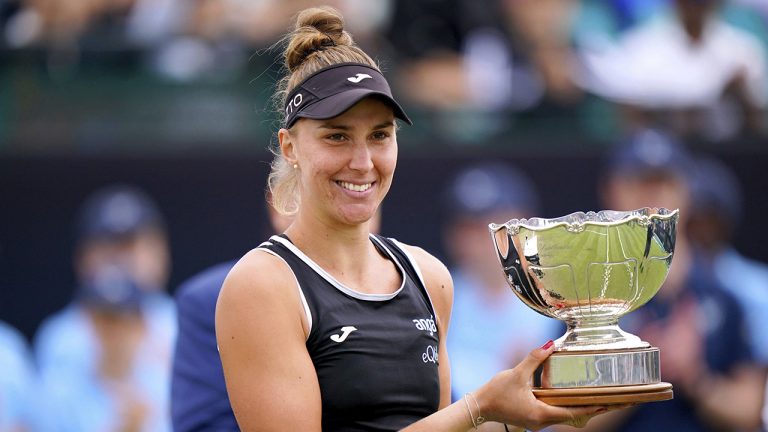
left=490, top=207, right=678, bottom=405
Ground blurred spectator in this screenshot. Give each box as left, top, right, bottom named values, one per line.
left=153, top=0, right=393, bottom=82
left=387, top=0, right=569, bottom=113
left=3, top=0, right=187, bottom=80
left=0, top=321, right=36, bottom=431
left=564, top=129, right=764, bottom=431
left=34, top=185, right=175, bottom=432
left=171, top=201, right=293, bottom=432
left=443, top=161, right=561, bottom=401
left=688, top=156, right=768, bottom=365
left=3, top=0, right=185, bottom=49
left=386, top=0, right=473, bottom=109
left=577, top=0, right=767, bottom=141
left=501, top=0, right=583, bottom=105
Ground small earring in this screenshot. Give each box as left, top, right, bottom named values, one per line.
left=293, top=163, right=298, bottom=169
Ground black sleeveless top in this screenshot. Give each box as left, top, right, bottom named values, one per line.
left=257, top=234, right=441, bottom=431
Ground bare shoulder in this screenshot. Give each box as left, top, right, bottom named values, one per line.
left=398, top=244, right=452, bottom=288
left=216, top=247, right=305, bottom=337
left=398, top=243, right=454, bottom=324
left=218, top=247, right=296, bottom=305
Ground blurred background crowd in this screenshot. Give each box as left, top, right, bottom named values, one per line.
left=1, top=0, right=767, bottom=149
left=1, top=0, right=767, bottom=430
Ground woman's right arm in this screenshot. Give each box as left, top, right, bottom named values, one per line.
left=216, top=250, right=322, bottom=431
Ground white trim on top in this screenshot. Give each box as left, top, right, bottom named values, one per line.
left=256, top=245, right=313, bottom=340
left=389, top=238, right=438, bottom=320
left=269, top=235, right=405, bottom=302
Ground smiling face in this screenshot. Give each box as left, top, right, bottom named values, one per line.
left=279, top=97, right=398, bottom=228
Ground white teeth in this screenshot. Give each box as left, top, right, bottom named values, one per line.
left=338, top=181, right=372, bottom=192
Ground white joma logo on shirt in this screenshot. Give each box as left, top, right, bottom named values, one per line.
left=330, top=326, right=357, bottom=343
left=347, top=73, right=372, bottom=83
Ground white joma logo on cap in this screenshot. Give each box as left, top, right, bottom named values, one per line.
left=347, top=73, right=372, bottom=83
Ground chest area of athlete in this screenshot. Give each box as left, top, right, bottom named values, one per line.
left=313, top=305, right=440, bottom=366
left=311, top=306, right=441, bottom=413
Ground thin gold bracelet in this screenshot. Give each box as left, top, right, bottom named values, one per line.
left=463, top=394, right=477, bottom=429
left=463, top=393, right=486, bottom=428
left=467, top=392, right=486, bottom=426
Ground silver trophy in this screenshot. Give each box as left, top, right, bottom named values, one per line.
left=489, top=207, right=678, bottom=405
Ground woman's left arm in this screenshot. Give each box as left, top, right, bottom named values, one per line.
left=400, top=246, right=609, bottom=432
left=404, top=246, right=514, bottom=431
left=403, top=245, right=454, bottom=409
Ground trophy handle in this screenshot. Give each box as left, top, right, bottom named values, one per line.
left=490, top=224, right=510, bottom=261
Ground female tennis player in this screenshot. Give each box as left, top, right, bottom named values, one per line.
left=216, top=6, right=613, bottom=431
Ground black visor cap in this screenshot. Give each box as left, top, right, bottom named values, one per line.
left=283, top=63, right=412, bottom=128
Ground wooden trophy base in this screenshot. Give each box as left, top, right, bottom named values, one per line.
left=533, top=382, right=673, bottom=406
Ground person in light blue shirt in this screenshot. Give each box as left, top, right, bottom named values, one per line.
left=34, top=185, right=175, bottom=432
left=687, top=156, right=768, bottom=364
left=0, top=321, right=36, bottom=432
left=573, top=128, right=764, bottom=432
left=443, top=162, right=562, bottom=401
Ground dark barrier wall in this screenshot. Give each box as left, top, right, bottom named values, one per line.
left=2, top=151, right=767, bottom=340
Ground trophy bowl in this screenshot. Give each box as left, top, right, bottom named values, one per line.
left=489, top=207, right=678, bottom=406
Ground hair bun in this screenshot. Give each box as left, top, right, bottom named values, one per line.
left=285, top=6, right=354, bottom=72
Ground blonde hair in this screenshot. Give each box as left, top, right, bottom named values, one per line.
left=268, top=6, right=380, bottom=216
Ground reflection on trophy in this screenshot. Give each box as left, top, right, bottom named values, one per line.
left=489, top=207, right=678, bottom=406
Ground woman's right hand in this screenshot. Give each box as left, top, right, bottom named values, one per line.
left=473, top=341, right=613, bottom=431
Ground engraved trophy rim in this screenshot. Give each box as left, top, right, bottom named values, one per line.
left=489, top=207, right=679, bottom=233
